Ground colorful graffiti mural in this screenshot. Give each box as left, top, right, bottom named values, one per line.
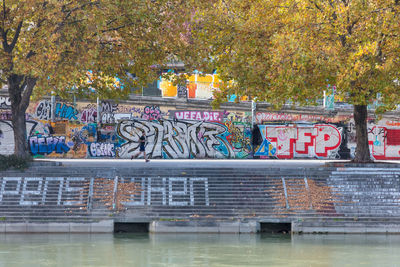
left=2, top=97, right=400, bottom=160
left=13, top=99, right=252, bottom=159
left=255, top=124, right=342, bottom=159
left=116, top=119, right=251, bottom=159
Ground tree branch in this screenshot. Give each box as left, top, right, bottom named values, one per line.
left=375, top=33, right=386, bottom=63
left=1, top=0, right=8, bottom=51
left=20, top=77, right=36, bottom=110
left=26, top=50, right=36, bottom=59
left=309, top=0, right=323, bottom=12
left=106, top=18, right=118, bottom=26
left=1, top=27, right=9, bottom=51
left=2, top=0, right=5, bottom=26
left=54, top=1, right=99, bottom=34
left=101, top=22, right=136, bottom=33
left=9, top=20, right=23, bottom=51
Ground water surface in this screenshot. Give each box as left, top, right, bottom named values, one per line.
left=0, top=233, right=399, bottom=266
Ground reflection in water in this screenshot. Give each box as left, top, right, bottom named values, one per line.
left=0, top=234, right=399, bottom=266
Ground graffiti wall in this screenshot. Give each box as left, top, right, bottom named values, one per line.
left=255, top=112, right=400, bottom=160
left=116, top=119, right=251, bottom=159
left=2, top=96, right=400, bottom=160
left=0, top=99, right=251, bottom=159
left=255, top=124, right=342, bottom=159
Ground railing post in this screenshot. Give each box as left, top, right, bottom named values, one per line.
left=281, top=178, right=290, bottom=209
left=113, top=176, right=119, bottom=210
left=51, top=92, right=56, bottom=122
left=87, top=177, right=94, bottom=211
left=97, top=97, right=101, bottom=124
left=304, top=177, right=313, bottom=209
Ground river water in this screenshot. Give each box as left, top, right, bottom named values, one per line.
left=0, top=233, right=399, bottom=266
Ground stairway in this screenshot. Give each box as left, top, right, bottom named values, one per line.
left=1, top=163, right=400, bottom=233
left=294, top=167, right=400, bottom=233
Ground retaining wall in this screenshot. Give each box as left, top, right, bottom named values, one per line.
left=1, top=162, right=400, bottom=233
left=2, top=94, right=400, bottom=160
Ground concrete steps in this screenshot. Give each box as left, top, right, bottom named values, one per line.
left=1, top=164, right=400, bottom=233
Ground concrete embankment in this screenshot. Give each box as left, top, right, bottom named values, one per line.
left=1, top=159, right=400, bottom=234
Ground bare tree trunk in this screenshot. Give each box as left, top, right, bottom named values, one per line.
left=8, top=74, right=36, bottom=157
left=10, top=102, right=28, bottom=157
left=353, top=104, right=372, bottom=162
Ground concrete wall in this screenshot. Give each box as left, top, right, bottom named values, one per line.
left=2, top=164, right=400, bottom=233
left=2, top=94, right=400, bottom=159
left=0, top=221, right=113, bottom=233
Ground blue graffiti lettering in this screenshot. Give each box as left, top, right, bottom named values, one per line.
left=55, top=103, right=78, bottom=120
left=254, top=139, right=276, bottom=156
left=29, top=136, right=70, bottom=155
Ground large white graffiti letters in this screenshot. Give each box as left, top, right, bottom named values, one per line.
left=117, top=119, right=230, bottom=159
left=89, top=142, right=115, bottom=157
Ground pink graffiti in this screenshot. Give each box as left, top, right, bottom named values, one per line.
left=80, top=108, right=97, bottom=123
left=142, top=106, right=162, bottom=120
left=174, top=111, right=222, bottom=122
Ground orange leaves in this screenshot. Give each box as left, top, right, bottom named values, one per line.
left=93, top=178, right=142, bottom=211
left=266, top=178, right=339, bottom=216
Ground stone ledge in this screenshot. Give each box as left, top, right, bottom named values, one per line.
left=149, top=221, right=257, bottom=233
left=325, top=161, right=400, bottom=168
left=0, top=221, right=113, bottom=233
left=292, top=221, right=400, bottom=234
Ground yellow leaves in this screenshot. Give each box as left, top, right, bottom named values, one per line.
left=352, top=42, right=377, bottom=59
left=190, top=0, right=400, bottom=108
left=1, top=0, right=195, bottom=99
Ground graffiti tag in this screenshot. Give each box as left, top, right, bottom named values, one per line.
left=89, top=142, right=115, bottom=157
left=35, top=100, right=52, bottom=120
left=255, top=124, right=342, bottom=159
left=172, top=111, right=222, bottom=122
left=55, top=103, right=78, bottom=120
left=0, top=96, right=11, bottom=109
left=29, top=136, right=70, bottom=155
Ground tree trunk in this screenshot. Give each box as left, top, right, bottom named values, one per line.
left=10, top=101, right=28, bottom=157
left=353, top=104, right=372, bottom=163
left=8, top=74, right=36, bottom=157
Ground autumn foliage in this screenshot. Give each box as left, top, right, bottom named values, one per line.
left=0, top=0, right=191, bottom=156
left=192, top=0, right=400, bottom=162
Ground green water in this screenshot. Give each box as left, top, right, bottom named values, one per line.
left=0, top=234, right=399, bottom=267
